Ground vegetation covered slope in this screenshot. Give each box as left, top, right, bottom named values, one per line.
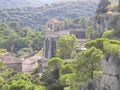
left=0, top=23, right=45, bottom=57
left=0, top=0, right=98, bottom=8
left=0, top=0, right=98, bottom=30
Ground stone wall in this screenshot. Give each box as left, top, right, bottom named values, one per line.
left=44, top=37, right=58, bottom=59
left=0, top=53, right=43, bottom=73
left=7, top=63, right=22, bottom=72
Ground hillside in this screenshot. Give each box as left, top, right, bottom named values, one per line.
left=0, top=0, right=60, bottom=8
left=0, top=0, right=98, bottom=30
left=0, top=0, right=98, bottom=8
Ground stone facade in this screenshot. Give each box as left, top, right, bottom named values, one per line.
left=0, top=53, right=43, bottom=73
left=46, top=18, right=62, bottom=31
left=0, top=53, right=22, bottom=72
left=44, top=18, right=88, bottom=59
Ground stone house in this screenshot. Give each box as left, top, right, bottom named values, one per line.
left=0, top=53, right=22, bottom=72
left=0, top=53, right=43, bottom=73
left=21, top=56, right=42, bottom=73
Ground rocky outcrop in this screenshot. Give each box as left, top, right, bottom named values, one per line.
left=93, top=0, right=120, bottom=36
left=94, top=14, right=113, bottom=34
left=81, top=79, right=101, bottom=90
left=93, top=13, right=120, bottom=35
left=96, top=0, right=111, bottom=14
left=81, top=54, right=120, bottom=90
left=100, top=54, right=120, bottom=90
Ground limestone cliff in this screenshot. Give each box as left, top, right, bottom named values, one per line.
left=93, top=0, right=120, bottom=36
left=81, top=54, right=120, bottom=90
left=81, top=1, right=120, bottom=90
left=93, top=13, right=120, bottom=34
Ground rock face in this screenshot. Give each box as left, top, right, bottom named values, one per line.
left=93, top=0, right=120, bottom=35
left=93, top=13, right=120, bottom=35
left=93, top=14, right=113, bottom=34
left=81, top=54, right=120, bottom=90
left=100, top=54, right=120, bottom=90
left=96, top=0, right=111, bottom=14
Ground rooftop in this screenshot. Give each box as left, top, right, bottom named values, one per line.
left=47, top=18, right=62, bottom=24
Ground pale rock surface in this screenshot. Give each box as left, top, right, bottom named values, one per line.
left=81, top=54, right=120, bottom=90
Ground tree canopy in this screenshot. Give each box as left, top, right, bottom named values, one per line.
left=56, top=35, right=79, bottom=59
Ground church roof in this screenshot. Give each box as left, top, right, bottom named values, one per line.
left=47, top=18, right=62, bottom=24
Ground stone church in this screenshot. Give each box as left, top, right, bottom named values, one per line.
left=44, top=18, right=88, bottom=59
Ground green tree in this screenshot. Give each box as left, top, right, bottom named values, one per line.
left=60, top=64, right=73, bottom=76
left=0, top=23, right=9, bottom=31
left=9, top=21, right=20, bottom=31
left=56, top=35, right=78, bottom=59
left=41, top=57, right=64, bottom=90
left=86, top=26, right=93, bottom=39
left=0, top=30, right=18, bottom=54
left=48, top=57, right=63, bottom=70
left=101, top=29, right=114, bottom=39
left=66, top=47, right=103, bottom=90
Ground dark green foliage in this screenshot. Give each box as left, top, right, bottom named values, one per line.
left=0, top=23, right=45, bottom=57
left=0, top=63, right=46, bottom=90
left=41, top=57, right=64, bottom=90
left=48, top=83, right=64, bottom=90
left=85, top=38, right=120, bottom=56
left=101, top=29, right=114, bottom=39
left=60, top=64, right=73, bottom=76
left=48, top=57, right=63, bottom=70
left=85, top=38, right=108, bottom=51
left=0, top=1, right=97, bottom=30
left=56, top=35, right=78, bottom=59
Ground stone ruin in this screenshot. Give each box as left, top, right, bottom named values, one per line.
left=44, top=18, right=88, bottom=59
left=0, top=53, right=43, bottom=73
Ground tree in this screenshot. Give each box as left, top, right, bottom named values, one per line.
left=56, top=35, right=78, bottom=59
left=60, top=64, right=73, bottom=76
left=9, top=21, right=20, bottom=31
left=0, top=23, right=9, bottom=31
left=74, top=47, right=102, bottom=85
left=41, top=57, right=64, bottom=90
left=59, top=46, right=103, bottom=90
left=0, top=29, right=18, bottom=54
left=48, top=57, right=63, bottom=70
left=101, top=29, right=114, bottom=39
left=86, top=26, right=93, bottom=39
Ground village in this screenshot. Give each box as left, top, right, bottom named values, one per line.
left=0, top=18, right=88, bottom=73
